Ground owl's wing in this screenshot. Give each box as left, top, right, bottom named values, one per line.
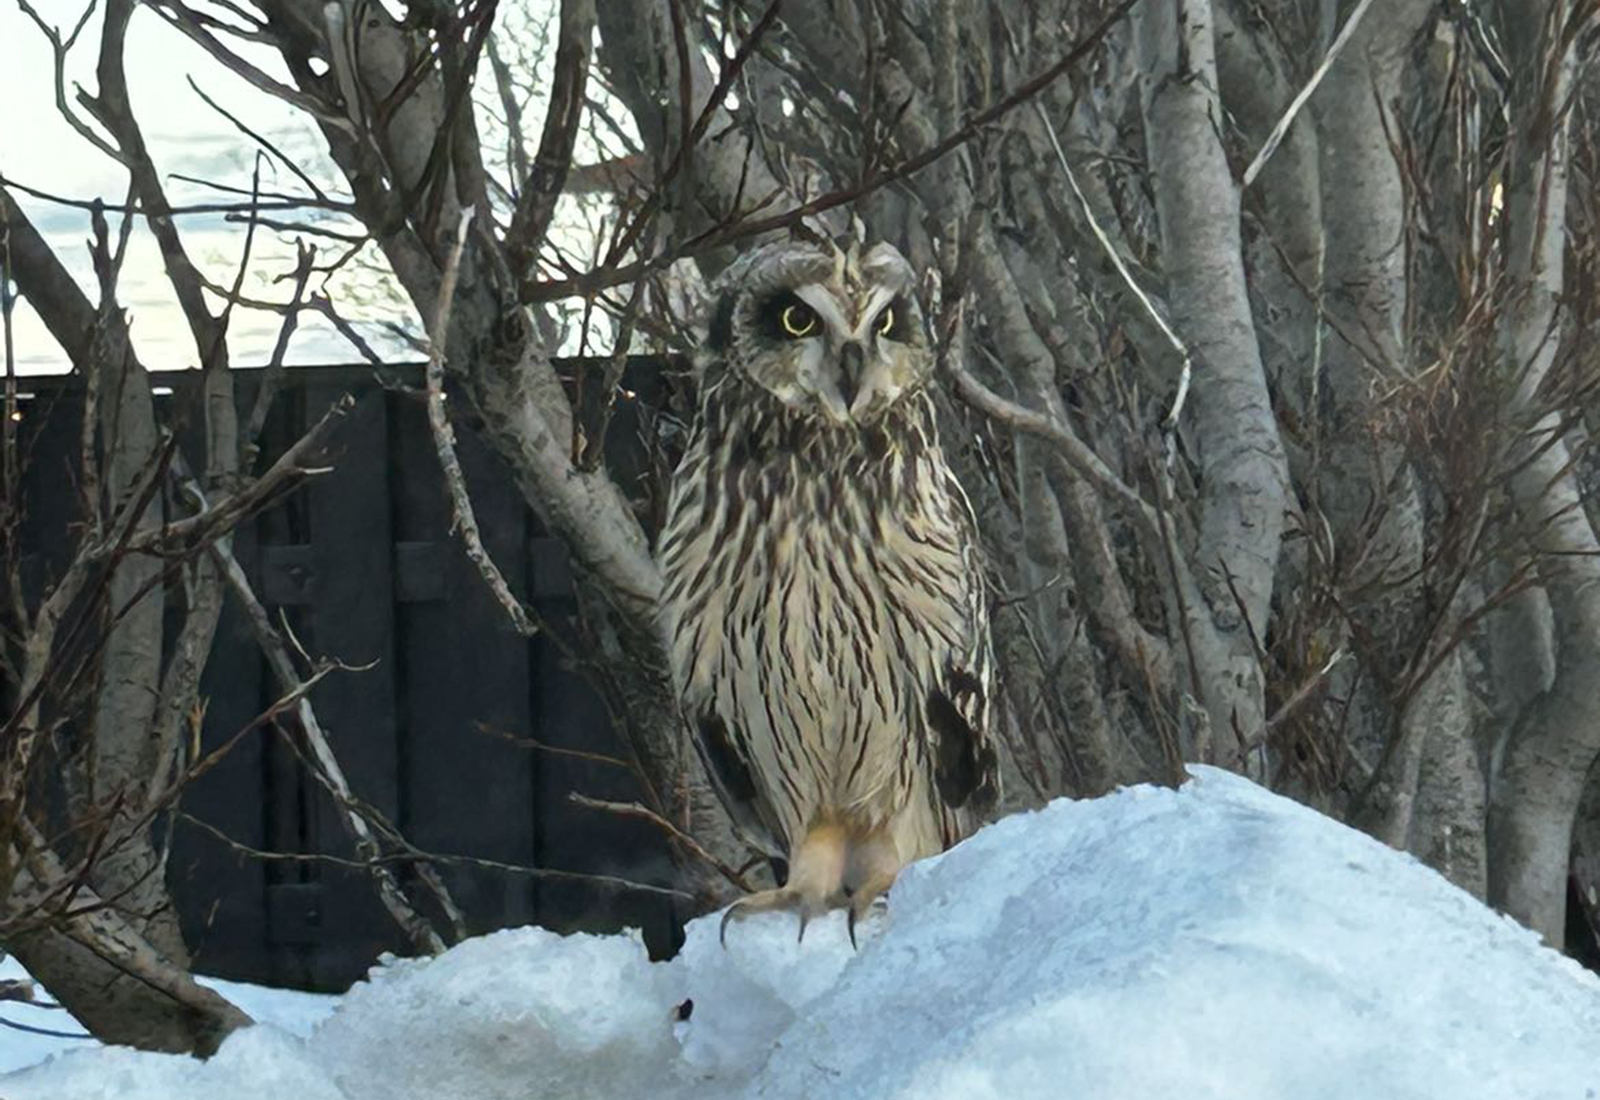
left=662, top=418, right=789, bottom=862
left=925, top=483, right=1002, bottom=834
left=691, top=709, right=787, bottom=859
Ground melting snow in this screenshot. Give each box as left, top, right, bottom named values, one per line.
left=5, top=767, right=1599, bottom=1099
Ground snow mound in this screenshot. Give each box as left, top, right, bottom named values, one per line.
left=314, top=927, right=677, bottom=1100
left=7, top=767, right=1600, bottom=1100
left=0, top=957, right=334, bottom=1076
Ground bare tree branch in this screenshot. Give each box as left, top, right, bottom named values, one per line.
left=426, top=211, right=540, bottom=637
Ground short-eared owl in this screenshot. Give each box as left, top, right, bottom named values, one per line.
left=658, top=238, right=1000, bottom=942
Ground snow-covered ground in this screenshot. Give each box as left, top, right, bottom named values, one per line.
left=5, top=767, right=1600, bottom=1099
left=0, top=956, right=336, bottom=1076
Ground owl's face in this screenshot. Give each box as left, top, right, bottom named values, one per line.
left=706, top=240, right=931, bottom=425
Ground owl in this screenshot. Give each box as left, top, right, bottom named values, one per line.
left=657, top=238, right=1000, bottom=943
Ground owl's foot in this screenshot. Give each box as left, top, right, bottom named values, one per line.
left=718, top=886, right=837, bottom=946
left=721, top=820, right=853, bottom=947
left=846, top=870, right=896, bottom=950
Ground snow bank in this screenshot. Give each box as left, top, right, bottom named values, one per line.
left=0, top=957, right=334, bottom=1076
left=7, top=767, right=1600, bottom=1100
left=0, top=956, right=91, bottom=1075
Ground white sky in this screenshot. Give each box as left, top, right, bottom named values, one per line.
left=2, top=1, right=639, bottom=379
left=0, top=2, right=430, bottom=374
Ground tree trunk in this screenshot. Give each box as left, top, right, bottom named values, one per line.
left=1485, top=0, right=1593, bottom=945
left=1136, top=0, right=1289, bottom=746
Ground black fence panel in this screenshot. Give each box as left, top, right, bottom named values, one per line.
left=13, top=361, right=686, bottom=990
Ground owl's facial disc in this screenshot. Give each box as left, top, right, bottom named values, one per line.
left=753, top=283, right=922, bottom=425
left=845, top=283, right=921, bottom=421
left=712, top=241, right=929, bottom=425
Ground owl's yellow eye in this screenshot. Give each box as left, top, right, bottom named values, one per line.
left=878, top=307, right=895, bottom=337
left=781, top=303, right=818, bottom=338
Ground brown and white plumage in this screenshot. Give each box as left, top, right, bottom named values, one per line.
left=658, top=239, right=999, bottom=940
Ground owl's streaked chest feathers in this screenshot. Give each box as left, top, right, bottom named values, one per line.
left=659, top=376, right=980, bottom=855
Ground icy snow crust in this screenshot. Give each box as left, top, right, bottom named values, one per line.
left=7, top=767, right=1600, bottom=1099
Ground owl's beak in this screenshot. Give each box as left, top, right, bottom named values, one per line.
left=838, top=341, right=866, bottom=412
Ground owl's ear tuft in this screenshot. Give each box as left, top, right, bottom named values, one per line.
left=707, top=293, right=737, bottom=351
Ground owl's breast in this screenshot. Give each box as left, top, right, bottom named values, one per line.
left=659, top=414, right=976, bottom=841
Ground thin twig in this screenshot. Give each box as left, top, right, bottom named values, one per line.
left=209, top=537, right=452, bottom=954
left=1019, top=41, right=1192, bottom=431
left=186, top=75, right=329, bottom=203
left=179, top=813, right=690, bottom=900
left=0, top=174, right=348, bottom=217
left=0, top=1016, right=92, bottom=1040
left=309, top=295, right=387, bottom=368
left=1, top=204, right=17, bottom=516
left=16, top=0, right=125, bottom=166
left=145, top=0, right=357, bottom=132
left=600, top=0, right=783, bottom=269
left=473, top=721, right=634, bottom=771
left=568, top=793, right=754, bottom=893
left=426, top=209, right=541, bottom=637
left=1242, top=0, right=1379, bottom=188
left=945, top=353, right=1159, bottom=542
left=485, top=31, right=532, bottom=188
left=242, top=241, right=317, bottom=467
left=522, top=0, right=1142, bottom=302
left=130, top=393, right=353, bottom=554
left=504, top=0, right=597, bottom=271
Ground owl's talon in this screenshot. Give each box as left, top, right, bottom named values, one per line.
left=718, top=886, right=831, bottom=948
left=845, top=873, right=896, bottom=950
